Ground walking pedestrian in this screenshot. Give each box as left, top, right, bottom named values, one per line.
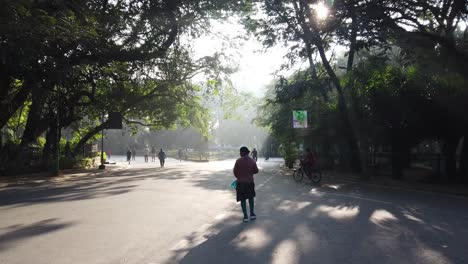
left=158, top=149, right=167, bottom=167
left=144, top=146, right=150, bottom=163
left=126, top=149, right=132, bottom=165
left=151, top=146, right=157, bottom=162
left=251, top=148, right=258, bottom=162
left=233, top=146, right=259, bottom=222
left=178, top=149, right=183, bottom=162
left=132, top=147, right=136, bottom=161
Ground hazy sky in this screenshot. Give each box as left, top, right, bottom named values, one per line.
left=190, top=6, right=467, bottom=98
left=192, top=19, right=290, bottom=97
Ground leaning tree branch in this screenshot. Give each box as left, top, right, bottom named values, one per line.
left=122, top=118, right=164, bottom=127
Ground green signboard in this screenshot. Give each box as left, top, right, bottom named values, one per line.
left=293, top=110, right=308, bottom=128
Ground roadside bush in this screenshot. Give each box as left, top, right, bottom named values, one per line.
left=80, top=158, right=95, bottom=169
left=96, top=152, right=107, bottom=162
left=279, top=143, right=298, bottom=169
left=49, top=157, right=78, bottom=170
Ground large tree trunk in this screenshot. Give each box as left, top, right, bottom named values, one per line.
left=311, top=10, right=367, bottom=177
left=289, top=0, right=365, bottom=176
left=20, top=96, right=49, bottom=147
left=0, top=84, right=30, bottom=130
left=443, top=136, right=459, bottom=183
left=459, top=136, right=468, bottom=183
left=345, top=14, right=370, bottom=178
left=42, top=119, right=60, bottom=168
left=304, top=40, right=361, bottom=172
left=391, top=131, right=405, bottom=179
left=304, top=34, right=364, bottom=174
left=72, top=121, right=108, bottom=157
left=316, top=35, right=367, bottom=176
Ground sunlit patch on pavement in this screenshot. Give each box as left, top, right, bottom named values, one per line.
left=370, top=209, right=398, bottom=225
left=231, top=227, right=272, bottom=251
left=292, top=224, right=319, bottom=252
left=310, top=205, right=360, bottom=220
left=277, top=200, right=312, bottom=213
left=403, top=213, right=425, bottom=224
left=414, top=247, right=451, bottom=264
left=214, top=213, right=226, bottom=220
left=322, top=184, right=343, bottom=190
left=309, top=188, right=325, bottom=197
left=271, top=239, right=299, bottom=264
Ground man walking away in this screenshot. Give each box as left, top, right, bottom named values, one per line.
left=251, top=148, right=258, bottom=161
left=233, top=146, right=259, bottom=222
left=178, top=149, right=183, bottom=162
left=158, top=149, right=167, bottom=167
left=144, top=146, right=150, bottom=163
left=132, top=148, right=136, bottom=161
left=126, top=149, right=132, bottom=165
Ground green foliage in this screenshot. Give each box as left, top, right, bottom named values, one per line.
left=80, top=158, right=95, bottom=169
left=37, top=137, right=46, bottom=149
left=48, top=157, right=77, bottom=170
left=255, top=73, right=318, bottom=166
left=1, top=0, right=245, bottom=167
left=96, top=152, right=107, bottom=162
left=278, top=142, right=299, bottom=169
left=3, top=100, right=31, bottom=144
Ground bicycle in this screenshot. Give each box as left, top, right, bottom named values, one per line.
left=293, top=165, right=322, bottom=184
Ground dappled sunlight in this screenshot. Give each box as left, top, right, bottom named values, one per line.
left=370, top=209, right=398, bottom=226
left=292, top=224, right=319, bottom=253
left=413, top=247, right=451, bottom=264
left=429, top=224, right=453, bottom=235
left=311, top=2, right=330, bottom=20
left=403, top=213, right=425, bottom=224
left=277, top=200, right=312, bottom=214
left=309, top=188, right=325, bottom=198
left=271, top=239, right=300, bottom=264
left=322, top=184, right=343, bottom=190
left=230, top=227, right=272, bottom=251
left=310, top=205, right=360, bottom=220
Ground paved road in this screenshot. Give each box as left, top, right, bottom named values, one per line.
left=1, top=159, right=468, bottom=264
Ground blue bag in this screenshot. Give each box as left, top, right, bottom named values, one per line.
left=230, top=180, right=237, bottom=189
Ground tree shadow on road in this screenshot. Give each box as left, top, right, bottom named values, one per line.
left=0, top=218, right=75, bottom=252
left=164, top=174, right=467, bottom=264
left=0, top=159, right=281, bottom=209
left=0, top=164, right=234, bottom=209
left=0, top=169, right=155, bottom=208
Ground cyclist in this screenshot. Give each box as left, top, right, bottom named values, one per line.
left=301, top=148, right=316, bottom=179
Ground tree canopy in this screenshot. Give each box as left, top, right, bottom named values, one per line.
left=248, top=0, right=468, bottom=180
left=0, top=0, right=244, bottom=172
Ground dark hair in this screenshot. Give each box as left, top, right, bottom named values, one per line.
left=240, top=146, right=250, bottom=154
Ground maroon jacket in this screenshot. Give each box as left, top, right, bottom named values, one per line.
left=233, top=155, right=259, bottom=183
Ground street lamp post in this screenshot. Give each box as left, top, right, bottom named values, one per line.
left=54, top=86, right=61, bottom=176
left=99, top=112, right=106, bottom=170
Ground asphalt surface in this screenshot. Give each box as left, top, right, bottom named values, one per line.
left=1, top=158, right=468, bottom=264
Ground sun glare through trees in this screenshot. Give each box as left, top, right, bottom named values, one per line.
left=0, top=1, right=468, bottom=263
